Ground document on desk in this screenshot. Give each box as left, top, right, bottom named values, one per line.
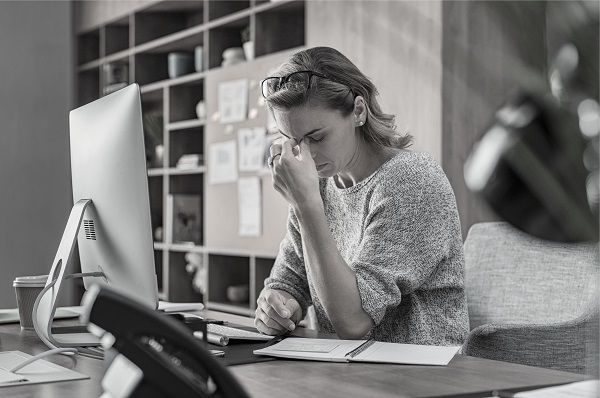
left=509, top=380, right=599, bottom=397
left=253, top=338, right=461, bottom=365
left=0, top=351, right=88, bottom=386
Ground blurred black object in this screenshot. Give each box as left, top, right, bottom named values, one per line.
left=464, top=2, right=599, bottom=243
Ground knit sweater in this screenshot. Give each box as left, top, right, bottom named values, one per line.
left=266, top=151, right=469, bottom=345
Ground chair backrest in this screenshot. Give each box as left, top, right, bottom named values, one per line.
left=464, top=222, right=598, bottom=329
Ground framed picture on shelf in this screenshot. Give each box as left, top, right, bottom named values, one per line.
left=168, top=194, right=202, bottom=245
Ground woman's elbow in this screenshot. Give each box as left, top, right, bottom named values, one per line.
left=335, top=318, right=373, bottom=340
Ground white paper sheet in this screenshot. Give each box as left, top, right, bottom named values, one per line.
left=513, top=380, right=599, bottom=397
left=0, top=306, right=82, bottom=324
left=218, top=79, right=248, bottom=124
left=238, top=127, right=267, bottom=172
left=0, top=351, right=88, bottom=387
left=209, top=140, right=238, bottom=184
left=238, top=177, right=262, bottom=237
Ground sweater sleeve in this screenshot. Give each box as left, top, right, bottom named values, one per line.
left=264, top=206, right=312, bottom=317
left=350, top=165, right=458, bottom=326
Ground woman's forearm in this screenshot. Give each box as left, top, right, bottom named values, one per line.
left=294, top=201, right=374, bottom=339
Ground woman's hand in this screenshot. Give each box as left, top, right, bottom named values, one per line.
left=269, top=138, right=321, bottom=211
left=254, top=288, right=302, bottom=335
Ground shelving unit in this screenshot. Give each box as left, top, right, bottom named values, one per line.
left=75, top=0, right=305, bottom=315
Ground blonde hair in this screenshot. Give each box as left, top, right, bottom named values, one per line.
left=265, top=47, right=412, bottom=149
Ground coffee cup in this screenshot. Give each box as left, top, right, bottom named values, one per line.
left=13, top=275, right=48, bottom=330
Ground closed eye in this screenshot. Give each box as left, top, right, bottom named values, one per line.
left=307, top=135, right=324, bottom=143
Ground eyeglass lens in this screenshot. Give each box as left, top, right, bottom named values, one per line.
left=262, top=71, right=314, bottom=98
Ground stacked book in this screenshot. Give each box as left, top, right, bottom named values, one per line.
left=176, top=154, right=202, bottom=169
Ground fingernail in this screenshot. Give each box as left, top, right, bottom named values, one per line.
left=282, top=310, right=289, bottom=318
left=289, top=324, right=295, bottom=331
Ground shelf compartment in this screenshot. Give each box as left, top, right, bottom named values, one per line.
left=148, top=176, right=163, bottom=242
left=207, top=16, right=250, bottom=69
left=141, top=87, right=164, bottom=107
left=169, top=127, right=204, bottom=169
left=170, top=173, right=203, bottom=196
left=208, top=1, right=250, bottom=22
left=168, top=251, right=203, bottom=302
left=208, top=254, right=250, bottom=308
left=78, top=28, right=100, bottom=65
left=141, top=97, right=164, bottom=169
left=253, top=257, right=275, bottom=303
left=207, top=301, right=253, bottom=317
left=102, top=60, right=130, bottom=96
left=135, top=53, right=169, bottom=85
left=169, top=81, right=204, bottom=123
left=255, top=1, right=305, bottom=58
left=155, top=249, right=163, bottom=291
left=77, top=67, right=100, bottom=107
left=135, top=1, right=205, bottom=46
left=105, top=16, right=130, bottom=56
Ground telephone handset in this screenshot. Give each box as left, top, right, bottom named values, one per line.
left=80, top=284, right=250, bottom=398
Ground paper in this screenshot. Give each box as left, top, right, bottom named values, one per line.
left=238, top=177, right=262, bottom=237
left=0, top=351, right=88, bottom=386
left=513, top=380, right=599, bottom=397
left=218, top=79, right=248, bottom=124
left=238, top=127, right=267, bottom=172
left=351, top=340, right=461, bottom=366
left=157, top=301, right=204, bottom=312
left=209, top=140, right=238, bottom=184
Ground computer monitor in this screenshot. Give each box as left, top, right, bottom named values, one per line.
left=33, top=84, right=159, bottom=348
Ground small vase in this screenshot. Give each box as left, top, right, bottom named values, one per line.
left=155, top=144, right=164, bottom=166
left=243, top=41, right=254, bottom=61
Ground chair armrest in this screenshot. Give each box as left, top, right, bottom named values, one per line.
left=462, top=309, right=598, bottom=374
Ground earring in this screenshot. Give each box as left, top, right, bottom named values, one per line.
left=359, top=121, right=364, bottom=126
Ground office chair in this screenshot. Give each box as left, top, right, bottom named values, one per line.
left=461, top=222, right=599, bottom=374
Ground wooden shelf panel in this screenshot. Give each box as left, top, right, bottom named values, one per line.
left=167, top=243, right=205, bottom=253
left=147, top=167, right=208, bottom=176
left=168, top=119, right=205, bottom=131
left=167, top=167, right=207, bottom=175
left=207, top=301, right=253, bottom=317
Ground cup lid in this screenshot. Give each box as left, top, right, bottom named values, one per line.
left=13, top=275, right=48, bottom=287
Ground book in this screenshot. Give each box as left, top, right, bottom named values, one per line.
left=169, top=194, right=202, bottom=245
left=253, top=338, right=461, bottom=366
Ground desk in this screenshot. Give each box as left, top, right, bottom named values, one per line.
left=0, top=310, right=587, bottom=397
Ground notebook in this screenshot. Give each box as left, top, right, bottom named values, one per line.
left=253, top=338, right=461, bottom=365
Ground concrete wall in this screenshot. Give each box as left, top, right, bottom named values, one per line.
left=307, top=0, right=443, bottom=162
left=0, top=1, right=73, bottom=307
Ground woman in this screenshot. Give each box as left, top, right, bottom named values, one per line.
left=255, top=46, right=468, bottom=345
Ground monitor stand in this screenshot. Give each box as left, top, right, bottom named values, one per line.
left=33, top=199, right=106, bottom=349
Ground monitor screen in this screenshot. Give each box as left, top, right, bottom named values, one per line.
left=69, top=83, right=158, bottom=309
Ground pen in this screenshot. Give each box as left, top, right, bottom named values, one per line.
left=265, top=331, right=291, bottom=348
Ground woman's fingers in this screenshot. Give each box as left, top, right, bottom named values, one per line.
left=280, top=138, right=297, bottom=159
left=257, top=294, right=295, bottom=330
left=254, top=316, right=285, bottom=335
left=270, top=143, right=282, bottom=157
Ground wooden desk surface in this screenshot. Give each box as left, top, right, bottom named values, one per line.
left=0, top=309, right=587, bottom=397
